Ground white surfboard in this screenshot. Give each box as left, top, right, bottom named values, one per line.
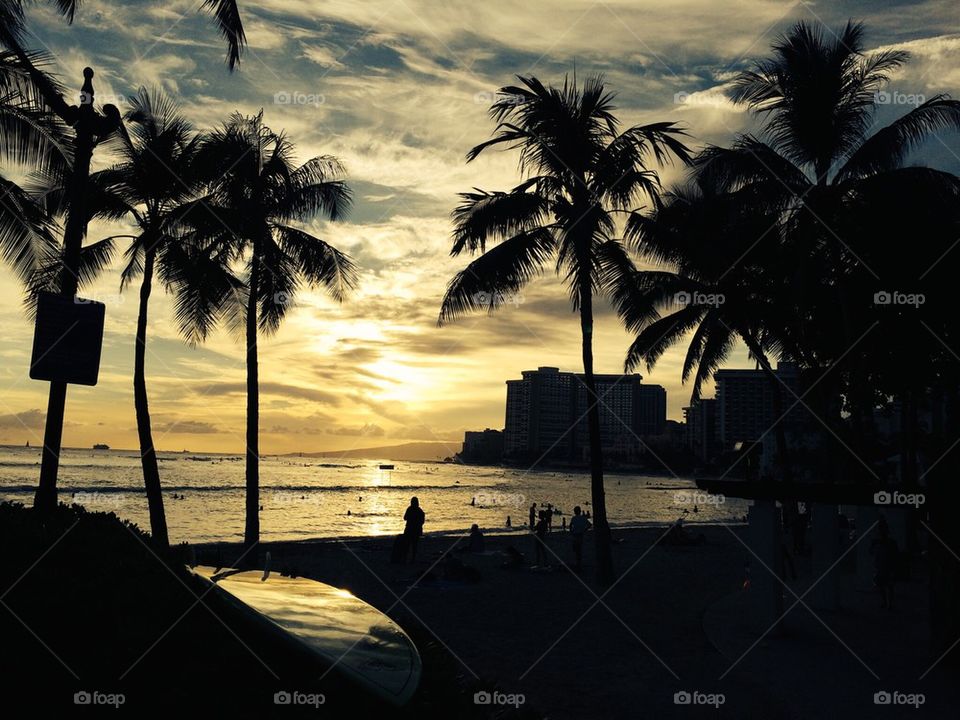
left=191, top=566, right=421, bottom=705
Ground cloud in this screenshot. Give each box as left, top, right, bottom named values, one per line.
left=326, top=423, right=386, bottom=437
left=153, top=420, right=220, bottom=434
left=0, top=409, right=45, bottom=430
left=192, top=381, right=342, bottom=405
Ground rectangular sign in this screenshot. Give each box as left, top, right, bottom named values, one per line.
left=29, top=292, right=105, bottom=386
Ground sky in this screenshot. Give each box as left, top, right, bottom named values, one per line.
left=1, top=0, right=959, bottom=454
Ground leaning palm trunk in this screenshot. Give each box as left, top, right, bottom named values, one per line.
left=134, top=247, right=169, bottom=549
left=244, top=248, right=261, bottom=549
left=580, top=282, right=614, bottom=584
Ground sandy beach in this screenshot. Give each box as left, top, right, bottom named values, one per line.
left=197, top=525, right=753, bottom=717
left=192, top=523, right=957, bottom=719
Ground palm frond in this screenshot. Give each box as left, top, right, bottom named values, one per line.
left=439, top=227, right=556, bottom=325
left=201, top=0, right=246, bottom=71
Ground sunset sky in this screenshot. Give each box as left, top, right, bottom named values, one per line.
left=1, top=0, right=959, bottom=453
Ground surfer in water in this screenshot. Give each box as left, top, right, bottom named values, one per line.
left=403, top=497, right=425, bottom=562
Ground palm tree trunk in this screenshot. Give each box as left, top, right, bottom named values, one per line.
left=244, top=249, right=260, bottom=549
left=134, top=247, right=169, bottom=549
left=579, top=282, right=614, bottom=585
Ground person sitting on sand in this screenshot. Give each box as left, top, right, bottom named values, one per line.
left=466, top=524, right=485, bottom=553
left=568, top=506, right=591, bottom=570
left=403, top=497, right=425, bottom=562
left=501, top=544, right=525, bottom=569
left=661, top=517, right=706, bottom=546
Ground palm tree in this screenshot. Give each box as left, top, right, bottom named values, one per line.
left=190, top=112, right=355, bottom=549
left=438, top=75, right=690, bottom=584
left=618, top=175, right=804, bottom=481
left=79, top=88, right=238, bottom=550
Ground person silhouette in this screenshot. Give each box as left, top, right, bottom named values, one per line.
left=529, top=502, right=537, bottom=530
left=534, top=511, right=549, bottom=566
left=403, top=497, right=425, bottom=563
left=569, top=506, right=591, bottom=570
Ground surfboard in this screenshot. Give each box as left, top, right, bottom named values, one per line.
left=191, top=566, right=421, bottom=705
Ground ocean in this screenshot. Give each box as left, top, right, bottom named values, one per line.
left=0, top=446, right=747, bottom=543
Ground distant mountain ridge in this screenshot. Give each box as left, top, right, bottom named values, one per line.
left=283, top=441, right=458, bottom=461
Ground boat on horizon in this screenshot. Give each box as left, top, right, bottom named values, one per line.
left=93, top=443, right=110, bottom=450
left=378, top=463, right=395, bottom=470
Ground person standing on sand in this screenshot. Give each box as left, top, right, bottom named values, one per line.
left=403, top=497, right=425, bottom=562
left=569, top=506, right=591, bottom=570
left=529, top=502, right=537, bottom=530
left=534, top=510, right=550, bottom=566
left=546, top=503, right=554, bottom=532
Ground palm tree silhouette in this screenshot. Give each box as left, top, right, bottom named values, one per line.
left=191, top=112, right=355, bottom=549
left=0, top=49, right=66, bottom=287
left=89, top=88, right=240, bottom=549
left=439, top=75, right=690, bottom=583
left=617, top=174, right=802, bottom=481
